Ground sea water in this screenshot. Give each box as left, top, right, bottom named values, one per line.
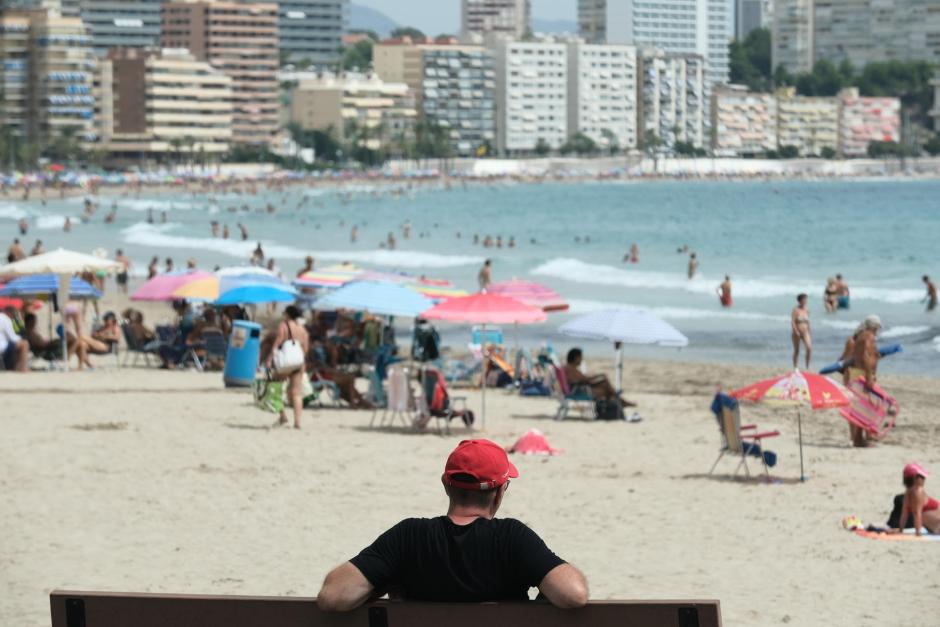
left=3, top=178, right=939, bottom=375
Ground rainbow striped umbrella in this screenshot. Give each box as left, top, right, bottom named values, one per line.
left=293, top=264, right=364, bottom=289
left=487, top=279, right=568, bottom=312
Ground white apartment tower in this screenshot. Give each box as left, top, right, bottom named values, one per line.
left=462, top=0, right=530, bottom=40
left=772, top=0, right=814, bottom=74
left=567, top=42, right=638, bottom=150
left=494, top=40, right=568, bottom=154
left=638, top=49, right=706, bottom=149
left=577, top=0, right=733, bottom=89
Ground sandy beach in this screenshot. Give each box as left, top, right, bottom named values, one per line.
left=2, top=351, right=938, bottom=626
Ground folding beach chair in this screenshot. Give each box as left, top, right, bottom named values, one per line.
left=415, top=366, right=472, bottom=435
left=119, top=322, right=156, bottom=367
left=551, top=364, right=596, bottom=420
left=709, top=393, right=779, bottom=479
left=200, top=329, right=227, bottom=371
left=370, top=364, right=413, bottom=428
left=839, top=377, right=899, bottom=441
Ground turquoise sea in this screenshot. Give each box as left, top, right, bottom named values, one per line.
left=3, top=178, right=939, bottom=375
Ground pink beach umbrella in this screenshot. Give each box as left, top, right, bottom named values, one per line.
left=423, top=293, right=546, bottom=428
left=131, top=270, right=213, bottom=301
left=487, top=279, right=569, bottom=312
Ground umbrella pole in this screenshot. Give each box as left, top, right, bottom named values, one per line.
left=798, top=407, right=805, bottom=482
left=481, top=323, right=487, bottom=430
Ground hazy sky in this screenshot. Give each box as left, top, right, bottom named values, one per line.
left=354, top=0, right=577, bottom=34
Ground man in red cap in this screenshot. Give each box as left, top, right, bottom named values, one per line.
left=317, top=439, right=588, bottom=611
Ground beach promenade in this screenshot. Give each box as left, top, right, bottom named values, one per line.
left=2, top=358, right=937, bottom=626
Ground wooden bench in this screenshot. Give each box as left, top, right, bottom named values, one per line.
left=51, top=591, right=721, bottom=627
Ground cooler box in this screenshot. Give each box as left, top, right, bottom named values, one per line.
left=224, top=320, right=262, bottom=387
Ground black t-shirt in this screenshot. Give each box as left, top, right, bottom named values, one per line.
left=349, top=516, right=565, bottom=602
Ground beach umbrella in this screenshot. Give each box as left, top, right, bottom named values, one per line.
left=0, top=274, right=101, bottom=299
left=215, top=283, right=297, bottom=305
left=731, top=370, right=851, bottom=482
left=559, top=308, right=688, bottom=394
left=131, top=270, right=213, bottom=301
left=423, top=293, right=546, bottom=428
left=357, top=270, right=468, bottom=301
left=488, top=279, right=569, bottom=312
left=294, top=264, right=363, bottom=289
left=316, top=280, right=432, bottom=318
left=173, top=270, right=284, bottom=301
left=0, top=285, right=42, bottom=311
left=0, top=248, right=122, bottom=371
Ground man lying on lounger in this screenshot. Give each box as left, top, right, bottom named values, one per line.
left=317, top=439, right=589, bottom=610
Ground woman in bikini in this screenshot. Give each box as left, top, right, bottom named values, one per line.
left=891, top=463, right=940, bottom=536
left=269, top=305, right=309, bottom=429
left=791, top=293, right=812, bottom=369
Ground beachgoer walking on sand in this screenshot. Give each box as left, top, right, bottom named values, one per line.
left=717, top=275, right=732, bottom=308
left=890, top=463, right=940, bottom=536
left=791, top=293, right=812, bottom=369
left=316, top=439, right=589, bottom=611
left=923, top=275, right=937, bottom=312
left=839, top=315, right=882, bottom=447
left=269, top=305, right=308, bottom=429
left=687, top=252, right=698, bottom=279
left=478, top=259, right=492, bottom=291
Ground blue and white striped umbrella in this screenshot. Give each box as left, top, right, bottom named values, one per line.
left=0, top=273, right=101, bottom=299
left=316, top=280, right=433, bottom=318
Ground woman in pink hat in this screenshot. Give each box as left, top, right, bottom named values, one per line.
left=891, top=463, right=940, bottom=536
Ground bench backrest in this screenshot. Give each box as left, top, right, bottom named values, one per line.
left=50, top=591, right=721, bottom=627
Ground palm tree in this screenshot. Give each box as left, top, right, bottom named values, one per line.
left=168, top=137, right=184, bottom=171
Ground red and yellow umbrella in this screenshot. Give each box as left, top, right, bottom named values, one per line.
left=732, top=370, right=850, bottom=481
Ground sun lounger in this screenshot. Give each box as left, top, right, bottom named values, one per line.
left=838, top=377, right=898, bottom=441
left=709, top=393, right=779, bottom=479
left=50, top=590, right=722, bottom=627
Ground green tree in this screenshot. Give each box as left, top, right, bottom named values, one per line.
left=560, top=132, right=598, bottom=156
left=729, top=27, right=772, bottom=91
left=533, top=138, right=551, bottom=156
left=643, top=130, right=663, bottom=171
left=674, top=141, right=706, bottom=157
left=820, top=146, right=837, bottom=159
left=924, top=137, right=940, bottom=156
left=341, top=38, right=374, bottom=71
left=390, top=26, right=425, bottom=40
left=777, top=145, right=800, bottom=159
left=45, top=125, right=84, bottom=166
left=867, top=140, right=910, bottom=158
left=599, top=129, right=619, bottom=155
left=796, top=60, right=847, bottom=96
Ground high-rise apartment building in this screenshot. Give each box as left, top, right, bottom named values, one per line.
left=161, top=1, right=279, bottom=146
left=277, top=0, right=346, bottom=66
left=0, top=12, right=31, bottom=136
left=736, top=0, right=765, bottom=40
left=638, top=49, right=706, bottom=149
left=774, top=0, right=940, bottom=74
left=577, top=0, right=733, bottom=89
left=838, top=87, right=900, bottom=156
left=24, top=9, right=97, bottom=143
left=461, top=0, right=530, bottom=41
left=567, top=42, right=638, bottom=151
left=421, top=47, right=496, bottom=156
left=494, top=40, right=568, bottom=154
left=77, top=0, right=162, bottom=54
left=100, top=47, right=233, bottom=163
left=931, top=71, right=940, bottom=133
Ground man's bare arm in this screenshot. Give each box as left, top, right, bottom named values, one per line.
left=316, top=562, right=374, bottom=612
left=538, top=563, right=589, bottom=609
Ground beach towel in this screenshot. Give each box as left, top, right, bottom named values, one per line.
left=842, top=515, right=940, bottom=541
left=508, top=429, right=561, bottom=455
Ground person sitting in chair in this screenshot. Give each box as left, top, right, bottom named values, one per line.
left=562, top=348, right=635, bottom=408
left=23, top=312, right=84, bottom=367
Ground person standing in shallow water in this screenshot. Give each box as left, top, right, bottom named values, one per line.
left=478, top=259, right=492, bottom=291
left=687, top=252, right=698, bottom=279
left=791, top=293, right=812, bottom=370
left=717, top=275, right=732, bottom=308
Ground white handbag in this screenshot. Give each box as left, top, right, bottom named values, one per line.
left=273, top=322, right=305, bottom=375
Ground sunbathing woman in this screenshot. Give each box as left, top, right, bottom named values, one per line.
left=891, top=463, right=940, bottom=536
left=75, top=312, right=121, bottom=368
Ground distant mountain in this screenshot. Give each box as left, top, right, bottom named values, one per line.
left=532, top=18, right=578, bottom=34
left=348, top=3, right=399, bottom=38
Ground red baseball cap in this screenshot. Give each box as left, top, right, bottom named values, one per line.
left=443, top=439, right=519, bottom=490
left=903, top=462, right=929, bottom=479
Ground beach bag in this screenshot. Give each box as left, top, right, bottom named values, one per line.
left=253, top=378, right=284, bottom=413
left=273, top=322, right=304, bottom=375
left=595, top=399, right=624, bottom=421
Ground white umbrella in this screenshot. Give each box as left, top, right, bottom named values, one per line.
left=558, top=308, right=688, bottom=393
left=0, top=249, right=123, bottom=370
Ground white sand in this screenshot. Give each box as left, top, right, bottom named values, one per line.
left=2, top=356, right=939, bottom=626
